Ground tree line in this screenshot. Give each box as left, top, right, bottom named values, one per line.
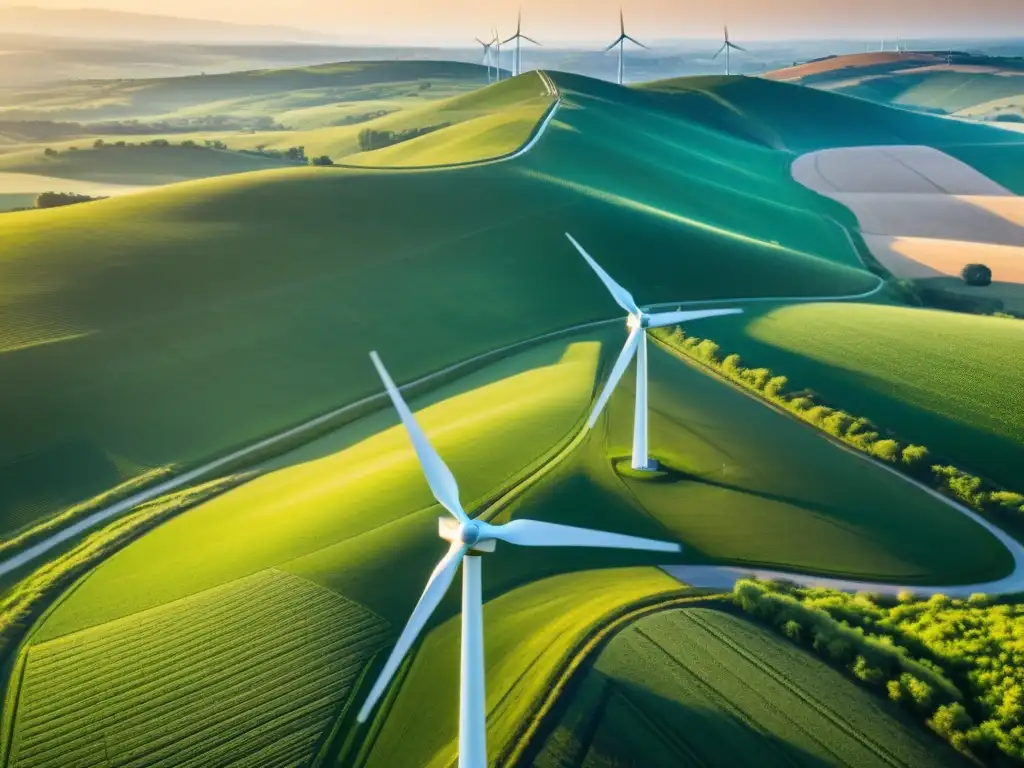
left=357, top=122, right=451, bottom=152
left=733, top=579, right=1024, bottom=764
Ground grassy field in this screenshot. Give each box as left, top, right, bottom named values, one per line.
left=28, top=333, right=609, bottom=641
left=358, top=568, right=683, bottom=768
left=493, top=338, right=1011, bottom=584
left=0, top=60, right=486, bottom=127
left=0, top=144, right=291, bottom=185
left=8, top=569, right=390, bottom=767
left=529, top=606, right=968, bottom=767
left=0, top=72, right=892, bottom=535
left=675, top=303, right=1024, bottom=491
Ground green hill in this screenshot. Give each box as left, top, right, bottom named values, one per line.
left=0, top=71, right=893, bottom=535
left=764, top=52, right=1024, bottom=121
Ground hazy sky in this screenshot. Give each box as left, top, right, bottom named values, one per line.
left=3, top=0, right=1022, bottom=43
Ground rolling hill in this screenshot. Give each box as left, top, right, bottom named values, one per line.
left=765, top=51, right=1024, bottom=122
left=0, top=71, right=897, bottom=536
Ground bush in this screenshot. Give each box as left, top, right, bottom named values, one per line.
left=310, top=155, right=334, bottom=166
left=961, top=263, right=993, bottom=287
left=180, top=139, right=197, bottom=149
left=93, top=139, right=105, bottom=149
left=43, top=147, right=58, bottom=157
left=870, top=439, right=901, bottom=463
left=204, top=139, right=228, bottom=150
left=35, top=191, right=103, bottom=209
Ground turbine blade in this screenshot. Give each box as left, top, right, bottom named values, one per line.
left=587, top=327, right=642, bottom=429
left=645, top=307, right=743, bottom=329
left=711, top=43, right=727, bottom=60
left=370, top=352, right=468, bottom=522
left=521, top=34, right=541, bottom=46
left=620, top=8, right=625, bottom=35
left=484, top=519, right=680, bottom=552
left=730, top=42, right=748, bottom=52
left=565, top=233, right=640, bottom=316
left=604, top=36, right=625, bottom=51
left=625, top=35, right=649, bottom=50
left=356, top=541, right=467, bottom=723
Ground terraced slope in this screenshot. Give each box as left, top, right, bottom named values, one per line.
left=9, top=570, right=389, bottom=767
left=0, top=72, right=888, bottom=534
left=530, top=607, right=968, bottom=767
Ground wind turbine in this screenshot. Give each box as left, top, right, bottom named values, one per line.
left=565, top=234, right=743, bottom=471
left=356, top=351, right=680, bottom=768
left=475, top=35, right=495, bottom=83
left=605, top=9, right=649, bottom=85
left=712, top=25, right=747, bottom=76
left=494, top=29, right=503, bottom=82
left=502, top=10, right=540, bottom=76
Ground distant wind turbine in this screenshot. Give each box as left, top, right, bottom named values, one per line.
left=502, top=9, right=540, bottom=77
left=565, top=234, right=743, bottom=471
left=494, top=29, right=503, bottom=82
left=356, top=351, right=680, bottom=768
left=475, top=35, right=495, bottom=83
left=605, top=9, right=649, bottom=85
left=712, top=25, right=747, bottom=76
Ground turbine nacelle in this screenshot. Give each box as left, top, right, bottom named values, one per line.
left=627, top=313, right=651, bottom=330
left=439, top=517, right=496, bottom=552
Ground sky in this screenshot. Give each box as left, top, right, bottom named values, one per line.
left=2, top=0, right=1022, bottom=44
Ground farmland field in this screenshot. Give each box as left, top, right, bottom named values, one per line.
left=529, top=606, right=968, bottom=767
left=676, top=303, right=1024, bottom=490
left=8, top=569, right=389, bottom=767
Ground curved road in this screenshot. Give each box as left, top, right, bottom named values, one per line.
left=2, top=72, right=1009, bottom=602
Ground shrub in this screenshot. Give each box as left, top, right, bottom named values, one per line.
left=901, top=444, right=929, bottom=466
left=35, top=191, right=102, bottom=209
left=43, top=147, right=58, bottom=156
left=204, top=139, right=228, bottom=150
left=180, top=139, right=197, bottom=149
left=310, top=155, right=334, bottom=166
left=284, top=146, right=307, bottom=162
left=961, top=263, right=993, bottom=287
left=870, top=439, right=901, bottom=463
left=93, top=139, right=105, bottom=149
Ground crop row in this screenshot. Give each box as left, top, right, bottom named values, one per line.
left=11, top=570, right=389, bottom=768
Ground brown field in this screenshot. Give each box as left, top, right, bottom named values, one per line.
left=793, top=145, right=1024, bottom=287
left=764, top=52, right=942, bottom=82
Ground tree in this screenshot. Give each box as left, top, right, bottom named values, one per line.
left=961, top=263, right=993, bottom=287
left=93, top=139, right=105, bottom=149
left=36, top=191, right=103, bottom=209
left=310, top=155, right=334, bottom=166
left=43, top=148, right=58, bottom=157
left=284, top=146, right=307, bottom=162
left=180, top=139, right=197, bottom=149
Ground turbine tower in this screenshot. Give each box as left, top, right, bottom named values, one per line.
left=494, top=29, right=502, bottom=82
left=502, top=10, right=540, bottom=76
left=475, top=35, right=495, bottom=83
left=605, top=9, right=649, bottom=85
left=356, top=352, right=680, bottom=768
left=712, top=25, right=747, bottom=76
left=565, top=234, right=743, bottom=471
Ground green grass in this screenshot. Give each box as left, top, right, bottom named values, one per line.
left=0, top=145, right=290, bottom=185
left=833, top=70, right=1024, bottom=116
left=30, top=333, right=607, bottom=641
left=344, top=74, right=553, bottom=166
left=499, top=338, right=1011, bottom=584
left=359, top=568, right=682, bottom=768
left=531, top=606, right=968, bottom=767
left=679, top=303, right=1024, bottom=491
left=8, top=569, right=389, bottom=767
left=0, top=60, right=486, bottom=126
left=0, top=72, right=891, bottom=534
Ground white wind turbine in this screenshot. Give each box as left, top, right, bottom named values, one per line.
left=502, top=10, right=540, bottom=77
left=565, top=233, right=743, bottom=471
left=605, top=9, right=649, bottom=85
left=356, top=351, right=680, bottom=768
left=712, top=25, right=747, bottom=76
left=475, top=34, right=495, bottom=83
